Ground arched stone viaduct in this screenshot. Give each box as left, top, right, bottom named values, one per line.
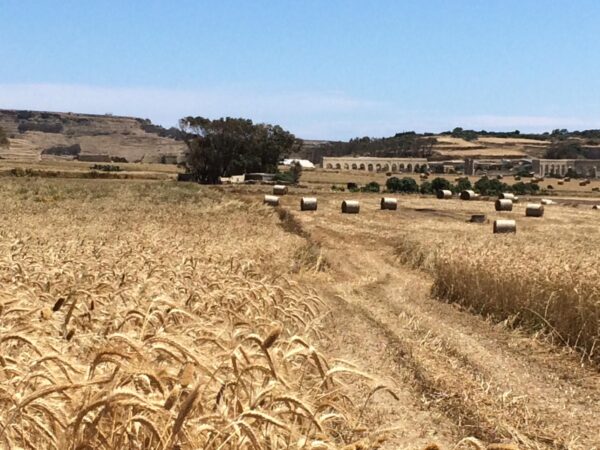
left=322, top=157, right=429, bottom=173
left=532, top=159, right=598, bottom=178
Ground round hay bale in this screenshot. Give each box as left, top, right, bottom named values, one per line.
left=300, top=197, right=317, bottom=211
left=460, top=190, right=477, bottom=200
left=593, top=205, right=599, bottom=210
left=564, top=177, right=571, bottom=182
left=540, top=198, right=555, bottom=205
left=525, top=203, right=544, bottom=217
left=499, top=192, right=515, bottom=200
left=436, top=189, right=452, bottom=199
left=263, top=195, right=279, bottom=206
left=558, top=180, right=564, bottom=185
left=380, top=197, right=398, bottom=210
left=341, top=200, right=360, bottom=214
left=579, top=181, right=587, bottom=186
left=495, top=199, right=513, bottom=211
left=514, top=175, right=521, bottom=181
left=497, top=174, right=504, bottom=179
left=273, top=184, right=288, bottom=195
left=469, top=214, right=486, bottom=223
left=493, top=219, right=516, bottom=234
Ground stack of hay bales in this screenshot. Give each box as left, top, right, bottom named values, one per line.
left=341, top=200, right=360, bottom=214
left=495, top=199, right=513, bottom=211
left=264, top=195, right=279, bottom=206
left=380, top=197, right=398, bottom=210
left=436, top=189, right=452, bottom=199
left=273, top=185, right=288, bottom=195
left=525, top=203, right=544, bottom=217
left=493, top=219, right=516, bottom=234
left=300, top=197, right=317, bottom=211
left=460, top=190, right=478, bottom=200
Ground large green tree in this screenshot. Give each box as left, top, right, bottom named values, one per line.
left=179, top=117, right=298, bottom=184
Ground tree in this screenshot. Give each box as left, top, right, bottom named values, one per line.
left=474, top=177, right=510, bottom=196
left=179, top=116, right=298, bottom=184
left=419, top=181, right=433, bottom=194
left=456, top=177, right=472, bottom=192
left=0, top=126, right=9, bottom=148
left=386, top=176, right=418, bottom=193
left=431, top=177, right=452, bottom=193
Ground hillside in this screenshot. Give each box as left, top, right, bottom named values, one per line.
left=0, top=109, right=187, bottom=163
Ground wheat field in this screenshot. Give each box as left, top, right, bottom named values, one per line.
left=0, top=179, right=397, bottom=450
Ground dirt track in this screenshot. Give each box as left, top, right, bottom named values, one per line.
left=283, top=194, right=600, bottom=449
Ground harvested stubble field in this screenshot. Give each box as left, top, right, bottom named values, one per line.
left=0, top=178, right=403, bottom=450
left=267, top=188, right=600, bottom=449
left=2, top=177, right=600, bottom=450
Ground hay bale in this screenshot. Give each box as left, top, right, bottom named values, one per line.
left=300, top=197, right=317, bottom=211
left=495, top=199, right=513, bottom=211
left=341, top=200, right=360, bottom=214
left=592, top=187, right=600, bottom=192
left=380, top=197, right=398, bottom=210
left=499, top=192, right=515, bottom=200
left=436, top=189, right=452, bottom=199
left=460, top=190, right=478, bottom=200
left=558, top=180, right=564, bottom=185
left=263, top=195, right=279, bottom=206
left=579, top=181, right=587, bottom=186
left=493, top=219, right=516, bottom=234
left=564, top=177, right=571, bottom=182
left=497, top=174, right=504, bottom=179
left=593, top=205, right=599, bottom=210
left=273, top=184, right=288, bottom=195
left=525, top=203, right=544, bottom=217
left=514, top=175, right=521, bottom=181
left=540, top=198, right=555, bottom=205
left=469, top=214, right=486, bottom=223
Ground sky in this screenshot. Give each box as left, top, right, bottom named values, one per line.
left=1, top=0, right=600, bottom=140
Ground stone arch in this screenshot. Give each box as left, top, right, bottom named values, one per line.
left=414, top=163, right=421, bottom=172
left=325, top=163, right=333, bottom=169
left=382, top=163, right=390, bottom=172
left=422, top=164, right=429, bottom=171
left=344, top=163, right=349, bottom=170
left=359, top=163, right=365, bottom=170
left=399, top=163, right=405, bottom=171
left=407, top=163, right=413, bottom=172
left=375, top=163, right=382, bottom=172
left=367, top=163, right=374, bottom=172
left=335, top=163, right=341, bottom=170
left=391, top=163, right=397, bottom=172
left=351, top=163, right=357, bottom=170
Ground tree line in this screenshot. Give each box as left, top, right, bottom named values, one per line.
left=180, top=116, right=299, bottom=184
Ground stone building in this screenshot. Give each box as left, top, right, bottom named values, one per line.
left=532, top=159, right=598, bottom=178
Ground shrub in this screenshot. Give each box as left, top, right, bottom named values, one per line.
left=419, top=181, right=433, bottom=194
left=387, top=177, right=419, bottom=193
left=431, top=177, right=453, bottom=193
left=361, top=181, right=380, bottom=193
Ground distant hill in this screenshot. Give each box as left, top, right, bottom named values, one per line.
left=0, top=109, right=186, bottom=163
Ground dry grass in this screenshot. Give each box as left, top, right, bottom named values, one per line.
left=392, top=196, right=600, bottom=362
left=0, top=179, right=394, bottom=449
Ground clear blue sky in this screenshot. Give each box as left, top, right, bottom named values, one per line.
left=1, top=0, right=599, bottom=139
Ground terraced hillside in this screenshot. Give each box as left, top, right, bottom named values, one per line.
left=0, top=109, right=186, bottom=163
